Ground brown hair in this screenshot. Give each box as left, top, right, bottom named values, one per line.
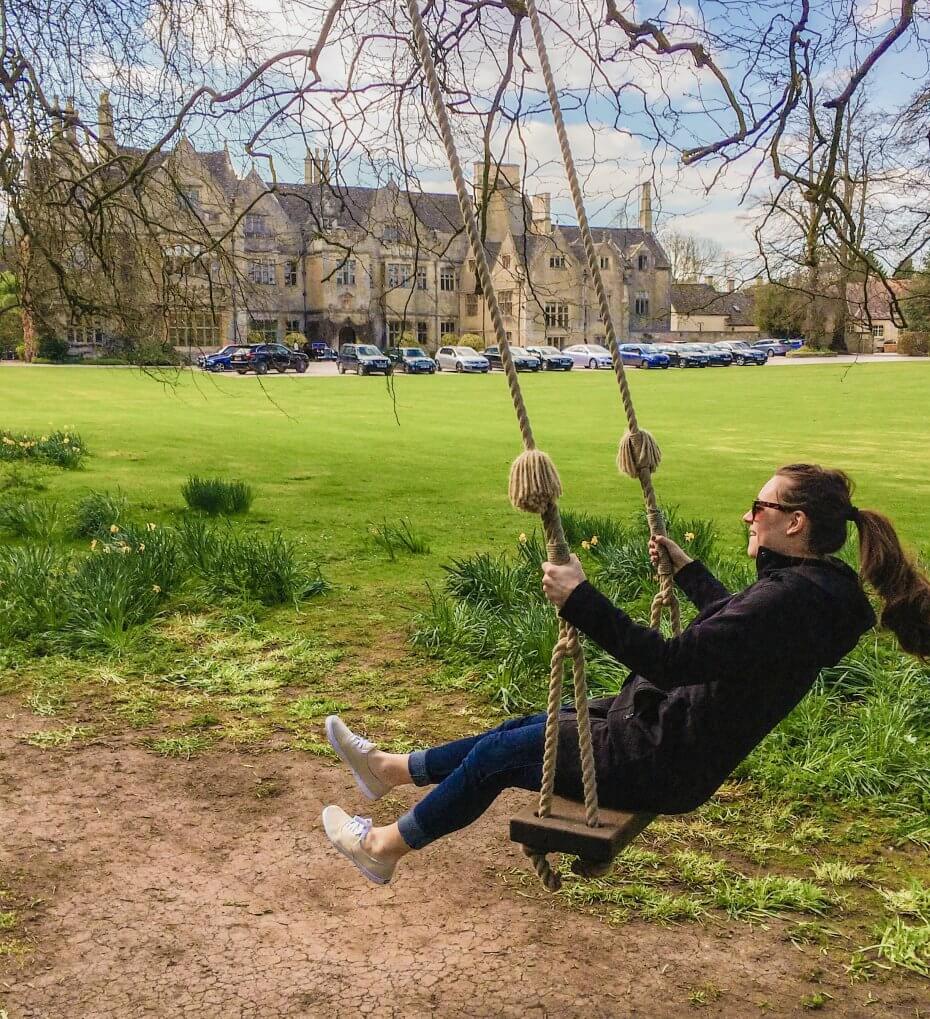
left=775, top=463, right=930, bottom=657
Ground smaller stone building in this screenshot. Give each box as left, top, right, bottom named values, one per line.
left=669, top=280, right=759, bottom=342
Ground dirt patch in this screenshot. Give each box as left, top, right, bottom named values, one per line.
left=0, top=708, right=925, bottom=1018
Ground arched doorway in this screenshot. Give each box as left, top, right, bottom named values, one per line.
left=338, top=324, right=356, bottom=345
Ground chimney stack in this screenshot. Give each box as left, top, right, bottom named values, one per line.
left=531, top=193, right=551, bottom=234
left=639, top=181, right=653, bottom=233
left=64, top=97, right=78, bottom=147
left=704, top=275, right=715, bottom=288
left=98, top=91, right=116, bottom=157
left=726, top=277, right=735, bottom=293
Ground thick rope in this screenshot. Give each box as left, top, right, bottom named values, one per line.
left=406, top=0, right=600, bottom=893
left=524, top=0, right=682, bottom=632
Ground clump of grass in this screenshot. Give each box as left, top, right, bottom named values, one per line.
left=670, top=849, right=731, bottom=887
left=368, top=517, right=430, bottom=558
left=0, top=544, right=68, bottom=643
left=70, top=490, right=127, bottom=538
left=565, top=879, right=705, bottom=924
left=287, top=695, right=349, bottom=720
left=1, top=465, right=47, bottom=493
left=878, top=879, right=930, bottom=922
left=0, top=429, right=87, bottom=469
left=181, top=476, right=253, bottom=515
left=688, top=982, right=723, bottom=1007
left=0, top=498, right=60, bottom=539
left=812, top=861, right=868, bottom=885
left=142, top=733, right=212, bottom=759
left=869, top=917, right=930, bottom=977
left=0, top=910, right=16, bottom=931
left=711, top=875, right=833, bottom=920
left=20, top=725, right=93, bottom=748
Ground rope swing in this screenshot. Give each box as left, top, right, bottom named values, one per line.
left=406, top=0, right=681, bottom=891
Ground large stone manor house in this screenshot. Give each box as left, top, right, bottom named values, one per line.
left=58, top=96, right=672, bottom=355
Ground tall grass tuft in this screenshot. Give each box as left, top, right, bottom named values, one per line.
left=71, top=490, right=127, bottom=538
left=0, top=545, right=68, bottom=642
left=368, top=517, right=431, bottom=558
left=181, top=476, right=253, bottom=515
left=0, top=498, right=60, bottom=540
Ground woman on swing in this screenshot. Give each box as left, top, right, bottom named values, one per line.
left=322, top=463, right=930, bottom=884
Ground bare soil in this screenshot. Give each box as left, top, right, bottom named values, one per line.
left=1, top=709, right=926, bottom=1019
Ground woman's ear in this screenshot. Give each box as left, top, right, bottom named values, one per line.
left=785, top=510, right=807, bottom=537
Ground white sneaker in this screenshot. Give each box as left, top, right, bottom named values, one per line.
left=322, top=805, right=396, bottom=885
left=325, top=715, right=390, bottom=801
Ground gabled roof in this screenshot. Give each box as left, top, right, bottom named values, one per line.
left=845, top=277, right=912, bottom=325
left=560, top=226, right=671, bottom=270
left=671, top=282, right=755, bottom=324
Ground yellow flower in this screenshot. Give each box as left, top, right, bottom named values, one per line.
left=137, top=543, right=145, bottom=552
left=581, top=540, right=590, bottom=551
left=63, top=436, right=70, bottom=444
left=684, top=531, right=695, bottom=543
left=590, top=535, right=599, bottom=546
left=103, top=546, right=112, bottom=554
left=109, top=523, right=119, bottom=534
left=119, top=544, right=131, bottom=554
left=518, top=532, right=527, bottom=543
left=90, top=539, right=98, bottom=550
left=152, top=585, right=161, bottom=594
left=41, top=435, right=48, bottom=441
left=146, top=522, right=156, bottom=531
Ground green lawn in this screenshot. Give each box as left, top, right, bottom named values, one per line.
left=2, top=362, right=929, bottom=578
left=1, top=363, right=928, bottom=976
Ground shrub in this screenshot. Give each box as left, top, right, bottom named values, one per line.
left=71, top=490, right=127, bottom=538
left=0, top=430, right=87, bottom=469
left=0, top=498, right=60, bottom=539
left=898, top=331, right=930, bottom=357
left=786, top=348, right=838, bottom=358
left=0, top=545, right=68, bottom=641
left=181, top=476, right=253, bottom=515
left=284, top=331, right=305, bottom=348
left=37, top=335, right=70, bottom=362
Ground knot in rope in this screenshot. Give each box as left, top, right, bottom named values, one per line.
left=616, top=428, right=662, bottom=479
left=523, top=845, right=561, bottom=892
left=509, top=448, right=563, bottom=513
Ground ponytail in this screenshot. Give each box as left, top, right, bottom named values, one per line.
left=776, top=464, right=930, bottom=657
left=853, top=509, right=930, bottom=657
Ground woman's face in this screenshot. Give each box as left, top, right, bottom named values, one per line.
left=742, top=475, right=799, bottom=558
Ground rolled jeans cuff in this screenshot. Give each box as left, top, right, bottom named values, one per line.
left=408, top=749, right=431, bottom=787
left=397, top=808, right=433, bottom=850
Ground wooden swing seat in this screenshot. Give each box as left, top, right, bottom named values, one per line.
left=510, top=796, right=655, bottom=865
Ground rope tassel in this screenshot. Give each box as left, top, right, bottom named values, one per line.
left=509, top=449, right=562, bottom=513
left=616, top=428, right=662, bottom=479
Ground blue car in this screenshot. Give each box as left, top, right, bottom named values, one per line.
left=483, top=345, right=541, bottom=372
left=753, top=339, right=790, bottom=357
left=619, top=343, right=670, bottom=369
left=198, top=344, right=248, bottom=372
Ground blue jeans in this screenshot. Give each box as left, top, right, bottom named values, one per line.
left=397, top=713, right=548, bottom=850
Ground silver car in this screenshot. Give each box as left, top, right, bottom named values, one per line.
left=563, top=343, right=614, bottom=369
left=435, top=345, right=490, bottom=373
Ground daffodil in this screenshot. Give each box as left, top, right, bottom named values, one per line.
left=581, top=540, right=590, bottom=550
left=137, top=543, right=145, bottom=552
left=109, top=523, right=119, bottom=534
left=590, top=535, right=599, bottom=546
left=146, top=522, right=156, bottom=531
left=90, top=539, right=98, bottom=550
left=518, top=532, right=527, bottom=543
left=63, top=436, right=70, bottom=444
left=684, top=531, right=695, bottom=543
left=152, top=584, right=161, bottom=594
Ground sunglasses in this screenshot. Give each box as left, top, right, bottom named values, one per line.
left=750, top=499, right=791, bottom=519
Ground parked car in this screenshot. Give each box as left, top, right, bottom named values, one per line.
left=652, top=343, right=706, bottom=368
left=753, top=338, right=790, bottom=357
left=434, top=345, right=490, bottom=373
left=618, top=343, right=670, bottom=369
left=675, top=344, right=715, bottom=367
left=338, top=343, right=393, bottom=375
left=483, top=345, right=541, bottom=372
left=714, top=340, right=767, bottom=365
left=689, top=342, right=733, bottom=367
left=305, top=341, right=338, bottom=361
left=564, top=343, right=613, bottom=369
left=784, top=337, right=806, bottom=350
left=525, top=345, right=573, bottom=371
left=198, top=344, right=248, bottom=372
left=385, top=346, right=437, bottom=374
left=230, top=343, right=309, bottom=375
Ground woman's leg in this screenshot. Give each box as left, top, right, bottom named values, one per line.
left=365, top=716, right=547, bottom=864
left=366, top=712, right=547, bottom=791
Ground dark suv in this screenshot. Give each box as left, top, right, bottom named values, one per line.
left=338, top=343, right=392, bottom=376
left=230, top=344, right=309, bottom=375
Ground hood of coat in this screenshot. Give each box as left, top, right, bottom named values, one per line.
left=755, top=545, right=877, bottom=640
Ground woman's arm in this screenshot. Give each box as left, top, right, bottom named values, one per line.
left=557, top=576, right=809, bottom=690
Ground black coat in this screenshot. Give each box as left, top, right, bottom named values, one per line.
left=553, top=547, right=876, bottom=813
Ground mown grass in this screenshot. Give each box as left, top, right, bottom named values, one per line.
left=1, top=365, right=929, bottom=981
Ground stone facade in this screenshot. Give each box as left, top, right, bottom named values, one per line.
left=49, top=98, right=672, bottom=355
